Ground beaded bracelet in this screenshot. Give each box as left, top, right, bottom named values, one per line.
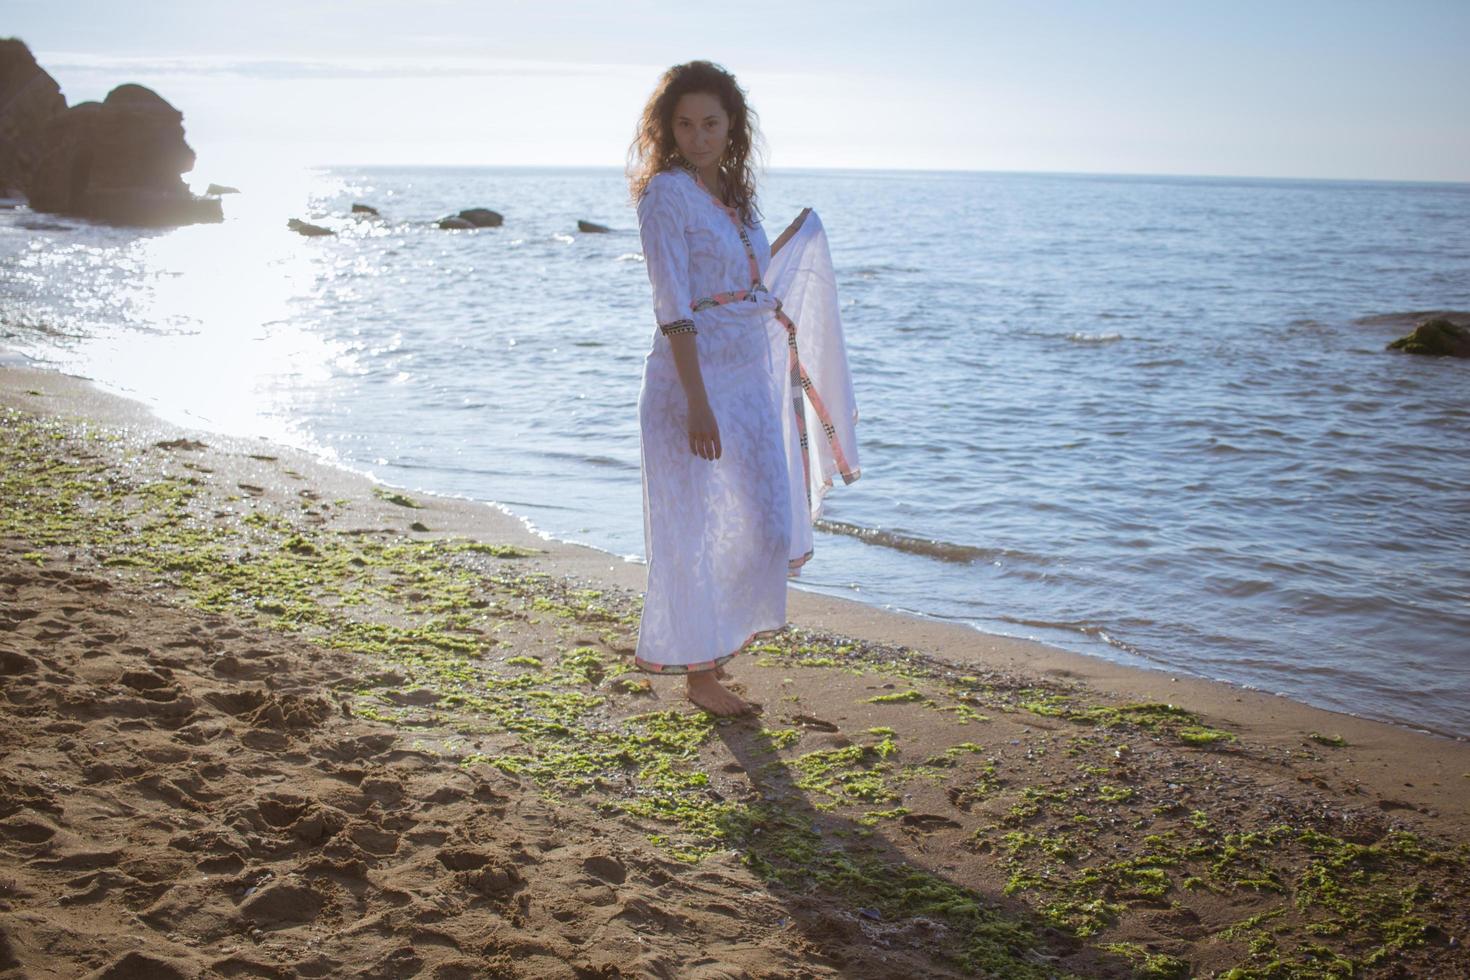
left=659, top=319, right=696, bottom=336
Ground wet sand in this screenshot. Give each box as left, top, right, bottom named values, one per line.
left=2, top=361, right=1468, bottom=979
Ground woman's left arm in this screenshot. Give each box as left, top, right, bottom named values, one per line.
left=770, top=207, right=812, bottom=257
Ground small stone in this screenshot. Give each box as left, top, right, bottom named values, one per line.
left=287, top=218, right=333, bottom=237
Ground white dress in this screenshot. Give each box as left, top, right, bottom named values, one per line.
left=634, top=165, right=859, bottom=674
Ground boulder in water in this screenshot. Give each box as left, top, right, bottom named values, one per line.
left=578, top=219, right=611, bottom=233
left=25, top=82, right=221, bottom=226
left=351, top=202, right=378, bottom=215
left=0, top=38, right=67, bottom=198
left=287, top=218, right=334, bottom=237
left=1387, top=316, right=1470, bottom=358
left=437, top=216, right=475, bottom=230
left=455, top=207, right=502, bottom=227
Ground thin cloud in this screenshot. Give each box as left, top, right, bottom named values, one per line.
left=36, top=50, right=646, bottom=81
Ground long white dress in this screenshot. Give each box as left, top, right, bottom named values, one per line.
left=634, top=164, right=859, bottom=674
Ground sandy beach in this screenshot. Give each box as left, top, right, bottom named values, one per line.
left=2, top=360, right=1468, bottom=979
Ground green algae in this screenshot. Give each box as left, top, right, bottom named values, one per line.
left=1178, top=725, right=1236, bottom=746
left=779, top=741, right=901, bottom=805
left=760, top=727, right=801, bottom=751
left=7, top=405, right=1469, bottom=978
left=935, top=701, right=991, bottom=724
left=712, top=803, right=1064, bottom=978
left=865, top=689, right=926, bottom=704
left=448, top=541, right=540, bottom=558
left=1099, top=943, right=1190, bottom=979
left=989, top=797, right=1467, bottom=974
left=753, top=641, right=868, bottom=674
left=856, top=806, right=910, bottom=827
left=372, top=487, right=423, bottom=508
left=1000, top=830, right=1082, bottom=862
left=1096, top=784, right=1135, bottom=804
left=1002, top=786, right=1073, bottom=826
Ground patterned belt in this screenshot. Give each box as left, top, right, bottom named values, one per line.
left=680, top=281, right=852, bottom=515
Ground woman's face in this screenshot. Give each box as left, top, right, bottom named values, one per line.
left=670, top=91, right=730, bottom=168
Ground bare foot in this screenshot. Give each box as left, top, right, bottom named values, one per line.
left=686, top=671, right=759, bottom=716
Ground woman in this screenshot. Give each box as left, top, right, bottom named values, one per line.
left=627, top=60, right=859, bottom=716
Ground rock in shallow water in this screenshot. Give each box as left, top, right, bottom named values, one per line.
left=455, top=207, right=502, bottom=227
left=287, top=218, right=334, bottom=237
left=1387, top=316, right=1470, bottom=358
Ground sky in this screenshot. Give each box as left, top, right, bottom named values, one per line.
left=7, top=0, right=1470, bottom=183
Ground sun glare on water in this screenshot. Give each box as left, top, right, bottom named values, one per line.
left=14, top=166, right=365, bottom=456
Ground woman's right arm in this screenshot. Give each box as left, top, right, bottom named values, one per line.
left=638, top=179, right=721, bottom=460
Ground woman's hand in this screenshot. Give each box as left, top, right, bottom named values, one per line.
left=687, top=398, right=722, bottom=460
left=770, top=207, right=811, bottom=256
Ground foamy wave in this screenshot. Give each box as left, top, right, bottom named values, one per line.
left=814, top=519, right=994, bottom=563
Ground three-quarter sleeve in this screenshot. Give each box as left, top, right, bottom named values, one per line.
left=637, top=176, right=696, bottom=336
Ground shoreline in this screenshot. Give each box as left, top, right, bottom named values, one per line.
left=4, top=355, right=1469, bottom=977
left=3, top=346, right=1461, bottom=746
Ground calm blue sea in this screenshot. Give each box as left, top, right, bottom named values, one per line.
left=2, top=165, right=1467, bottom=737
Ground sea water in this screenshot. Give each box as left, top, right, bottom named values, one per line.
left=2, top=165, right=1466, bottom=736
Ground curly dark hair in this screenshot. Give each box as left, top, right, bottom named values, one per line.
left=626, top=60, right=765, bottom=226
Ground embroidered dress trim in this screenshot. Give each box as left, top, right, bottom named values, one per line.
left=659, top=318, right=696, bottom=336
left=788, top=547, right=813, bottom=574
left=633, top=624, right=789, bottom=675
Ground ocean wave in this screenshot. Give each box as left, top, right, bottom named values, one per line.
left=815, top=518, right=1003, bottom=564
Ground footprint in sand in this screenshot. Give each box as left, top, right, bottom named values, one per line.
left=31, top=615, right=75, bottom=641
left=118, top=668, right=175, bottom=698
left=685, top=965, right=755, bottom=980
left=26, top=848, right=123, bottom=872
left=205, top=688, right=333, bottom=731
left=612, top=895, right=693, bottom=934
left=900, top=812, right=964, bottom=833
left=344, top=822, right=400, bottom=857
left=0, top=649, right=37, bottom=676
left=56, top=868, right=164, bottom=908
left=581, top=853, right=627, bottom=885
left=238, top=877, right=327, bottom=925
left=0, top=813, right=57, bottom=844
left=437, top=847, right=528, bottom=898
left=311, top=733, right=398, bottom=766
left=791, top=713, right=840, bottom=732
left=82, top=950, right=192, bottom=980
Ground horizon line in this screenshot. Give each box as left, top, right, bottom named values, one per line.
left=296, top=162, right=1470, bottom=188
